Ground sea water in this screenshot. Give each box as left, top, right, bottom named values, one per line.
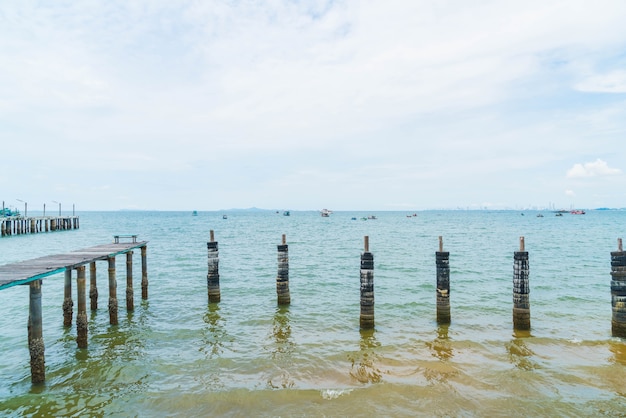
left=0, top=210, right=625, bottom=417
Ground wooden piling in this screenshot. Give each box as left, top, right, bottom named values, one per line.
left=108, top=256, right=118, bottom=325
left=360, top=236, right=375, bottom=330
left=513, top=236, right=530, bottom=330
left=207, top=230, right=221, bottom=303
left=63, top=268, right=73, bottom=327
left=89, top=262, right=98, bottom=310
left=141, top=246, right=148, bottom=300
left=28, top=280, right=45, bottom=384
left=76, top=266, right=88, bottom=348
left=126, top=251, right=134, bottom=311
left=611, top=238, right=626, bottom=338
left=276, top=234, right=290, bottom=305
left=436, top=236, right=451, bottom=324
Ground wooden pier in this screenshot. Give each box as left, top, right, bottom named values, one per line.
left=1, top=215, right=79, bottom=237
left=0, top=237, right=148, bottom=384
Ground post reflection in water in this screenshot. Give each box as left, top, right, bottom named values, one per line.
left=609, top=341, right=626, bottom=366
left=202, top=303, right=225, bottom=358
left=349, top=329, right=382, bottom=384
left=266, top=306, right=295, bottom=389
left=506, top=329, right=537, bottom=370
left=427, top=325, right=453, bottom=361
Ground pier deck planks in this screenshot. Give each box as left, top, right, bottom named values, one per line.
left=0, top=241, right=147, bottom=290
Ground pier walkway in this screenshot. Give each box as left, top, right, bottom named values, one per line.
left=1, top=215, right=79, bottom=237
left=0, top=238, right=148, bottom=384
left=0, top=240, right=145, bottom=290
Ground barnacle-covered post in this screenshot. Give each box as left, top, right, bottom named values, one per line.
left=76, top=265, right=88, bottom=348
left=436, top=236, right=451, bottom=324
left=63, top=268, right=73, bottom=327
left=28, top=280, right=45, bottom=384
left=207, top=230, right=221, bottom=303
left=611, top=238, right=626, bottom=337
left=360, top=236, right=375, bottom=330
left=276, top=234, right=290, bottom=305
left=513, top=237, right=530, bottom=330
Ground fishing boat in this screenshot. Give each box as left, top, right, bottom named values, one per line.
left=283, top=211, right=290, bottom=216
left=0, top=208, right=19, bottom=217
left=192, top=210, right=198, bottom=216
left=222, top=214, right=228, bottom=219
left=570, top=210, right=586, bottom=215
left=320, top=209, right=332, bottom=217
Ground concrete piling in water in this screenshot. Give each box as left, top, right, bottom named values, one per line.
left=207, top=230, right=221, bottom=303
left=63, top=268, right=73, bottom=327
left=141, top=246, right=148, bottom=300
left=76, top=266, right=88, bottom=348
left=89, top=262, right=98, bottom=310
left=126, top=251, right=134, bottom=311
left=611, top=238, right=626, bottom=338
left=360, top=236, right=375, bottom=330
left=513, top=236, right=530, bottom=330
left=276, top=234, right=290, bottom=305
left=108, top=256, right=118, bottom=325
left=436, top=236, right=451, bottom=324
left=28, top=280, right=45, bottom=384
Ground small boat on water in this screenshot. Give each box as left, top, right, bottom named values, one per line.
left=367, top=215, right=377, bottom=220
left=570, top=210, right=586, bottom=215
left=222, top=214, right=228, bottom=219
left=320, top=209, right=332, bottom=217
left=0, top=208, right=20, bottom=217
left=283, top=211, right=290, bottom=216
left=192, top=210, right=198, bottom=216
left=537, top=214, right=544, bottom=217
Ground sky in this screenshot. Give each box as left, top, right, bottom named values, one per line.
left=1, top=0, right=626, bottom=211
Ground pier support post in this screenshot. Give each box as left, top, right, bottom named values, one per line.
left=51, top=218, right=56, bottom=231
left=28, top=280, right=45, bottom=384
left=76, top=266, right=88, bottom=348
left=276, top=234, right=290, bottom=305
left=108, top=256, right=118, bottom=325
left=360, top=236, right=375, bottom=330
left=63, top=268, right=73, bottom=327
left=126, top=251, right=134, bottom=311
left=513, top=237, right=530, bottom=330
left=141, top=246, right=148, bottom=300
left=611, top=238, right=626, bottom=337
left=89, top=262, right=98, bottom=310
left=436, top=236, right=451, bottom=324
left=207, top=230, right=221, bottom=303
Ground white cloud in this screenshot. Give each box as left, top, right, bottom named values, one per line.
left=566, top=159, right=622, bottom=178
left=575, top=70, right=626, bottom=93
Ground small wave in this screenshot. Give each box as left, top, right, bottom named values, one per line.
left=320, top=389, right=353, bottom=400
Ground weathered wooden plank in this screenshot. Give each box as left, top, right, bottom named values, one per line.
left=0, top=241, right=147, bottom=290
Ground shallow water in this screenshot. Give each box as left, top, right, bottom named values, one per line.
left=1, top=210, right=625, bottom=416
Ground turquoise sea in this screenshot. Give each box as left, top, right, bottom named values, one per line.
left=0, top=210, right=625, bottom=417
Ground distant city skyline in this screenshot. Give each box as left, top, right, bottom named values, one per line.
left=2, top=1, right=625, bottom=211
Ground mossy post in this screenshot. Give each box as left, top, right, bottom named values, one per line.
left=108, top=256, right=118, bottom=325
left=360, top=236, right=375, bottom=330
left=28, top=279, right=45, bottom=384
left=126, top=251, right=134, bottom=311
left=436, top=236, right=451, bottom=324
left=89, top=261, right=98, bottom=311
left=276, top=234, right=290, bottom=305
left=611, top=238, right=626, bottom=337
left=513, top=236, right=530, bottom=330
left=63, top=268, right=73, bottom=327
left=76, top=266, right=88, bottom=348
left=207, top=230, right=221, bottom=303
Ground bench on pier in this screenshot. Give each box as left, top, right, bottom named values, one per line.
left=114, top=234, right=138, bottom=244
